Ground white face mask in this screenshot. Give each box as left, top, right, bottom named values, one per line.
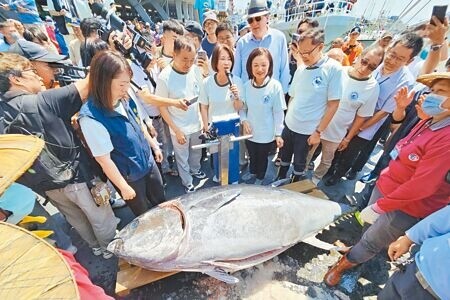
left=10, top=32, right=21, bottom=42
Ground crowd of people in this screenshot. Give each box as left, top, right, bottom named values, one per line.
left=1, top=0, right=450, bottom=298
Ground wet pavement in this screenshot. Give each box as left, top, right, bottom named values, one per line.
left=47, top=145, right=391, bottom=299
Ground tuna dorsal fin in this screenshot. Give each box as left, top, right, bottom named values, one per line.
left=204, top=268, right=239, bottom=284
left=191, top=190, right=241, bottom=212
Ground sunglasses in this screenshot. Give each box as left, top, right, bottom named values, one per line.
left=247, top=16, right=262, bottom=24
left=360, top=58, right=378, bottom=71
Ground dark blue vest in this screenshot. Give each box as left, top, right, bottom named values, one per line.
left=79, top=98, right=154, bottom=182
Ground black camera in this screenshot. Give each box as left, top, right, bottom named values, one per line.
left=91, top=3, right=153, bottom=69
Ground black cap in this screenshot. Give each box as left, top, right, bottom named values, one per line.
left=185, top=21, right=204, bottom=38
left=9, top=40, right=68, bottom=63
left=350, top=26, right=361, bottom=34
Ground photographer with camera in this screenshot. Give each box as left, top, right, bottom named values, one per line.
left=0, top=52, right=117, bottom=259
left=9, top=39, right=68, bottom=89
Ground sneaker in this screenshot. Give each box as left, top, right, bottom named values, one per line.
left=359, top=172, right=378, bottom=184
left=110, top=198, right=127, bottom=209
left=102, top=249, right=114, bottom=259
left=242, top=172, right=256, bottom=181
left=254, top=179, right=263, bottom=185
left=191, top=170, right=207, bottom=179
left=92, top=247, right=102, bottom=256
left=185, top=184, right=195, bottom=193
left=66, top=244, right=78, bottom=255
left=212, top=175, right=219, bottom=183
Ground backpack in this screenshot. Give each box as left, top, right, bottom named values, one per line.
left=0, top=94, right=76, bottom=191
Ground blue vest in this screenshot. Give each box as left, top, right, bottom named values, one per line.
left=79, top=98, right=154, bottom=182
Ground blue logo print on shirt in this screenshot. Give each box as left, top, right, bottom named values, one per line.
left=350, top=92, right=359, bottom=101
left=313, top=76, right=323, bottom=87
left=263, top=95, right=271, bottom=104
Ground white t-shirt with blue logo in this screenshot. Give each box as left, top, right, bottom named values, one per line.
left=199, top=74, right=245, bottom=122
left=242, top=78, right=287, bottom=143
left=286, top=56, right=342, bottom=135
left=155, top=65, right=203, bottom=135
left=322, top=67, right=380, bottom=143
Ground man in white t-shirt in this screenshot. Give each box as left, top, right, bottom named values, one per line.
left=312, top=47, right=384, bottom=184
left=324, top=33, right=421, bottom=186
left=277, top=28, right=342, bottom=182
left=157, top=37, right=206, bottom=193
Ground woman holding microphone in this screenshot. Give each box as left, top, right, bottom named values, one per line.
left=199, top=44, right=244, bottom=183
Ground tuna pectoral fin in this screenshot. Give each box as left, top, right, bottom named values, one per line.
left=302, top=236, right=337, bottom=251
left=204, top=268, right=239, bottom=284
left=191, top=190, right=241, bottom=212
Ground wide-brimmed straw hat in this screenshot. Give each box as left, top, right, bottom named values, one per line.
left=0, top=134, right=44, bottom=195
left=416, top=72, right=450, bottom=88
left=247, top=0, right=269, bottom=18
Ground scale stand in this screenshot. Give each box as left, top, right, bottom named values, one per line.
left=192, top=113, right=252, bottom=186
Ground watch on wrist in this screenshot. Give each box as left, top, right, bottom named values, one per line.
left=430, top=44, right=443, bottom=51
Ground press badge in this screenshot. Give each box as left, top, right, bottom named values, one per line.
left=389, top=147, right=400, bottom=160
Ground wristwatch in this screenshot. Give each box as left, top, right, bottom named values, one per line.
left=430, top=44, right=443, bottom=51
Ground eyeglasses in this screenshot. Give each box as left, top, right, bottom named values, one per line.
left=247, top=16, right=262, bottom=24
left=359, top=58, right=378, bottom=71
left=22, top=68, right=39, bottom=75
left=298, top=44, right=320, bottom=56
left=386, top=51, right=407, bottom=63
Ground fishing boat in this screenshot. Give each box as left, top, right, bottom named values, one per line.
left=270, top=0, right=358, bottom=43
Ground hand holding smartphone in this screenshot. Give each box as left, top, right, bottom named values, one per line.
left=430, top=5, right=447, bottom=26
left=292, top=33, right=301, bottom=43
left=186, top=96, right=198, bottom=106
left=197, top=50, right=207, bottom=62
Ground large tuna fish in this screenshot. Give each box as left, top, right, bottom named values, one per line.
left=108, top=185, right=349, bottom=283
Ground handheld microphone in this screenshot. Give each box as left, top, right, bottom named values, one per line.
left=225, top=71, right=233, bottom=87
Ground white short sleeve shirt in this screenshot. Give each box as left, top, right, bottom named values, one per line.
left=243, top=78, right=287, bottom=143
left=322, top=67, right=380, bottom=143
left=285, top=57, right=342, bottom=135
left=199, top=74, right=244, bottom=122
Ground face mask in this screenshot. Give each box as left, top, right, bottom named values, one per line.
left=422, top=93, right=448, bottom=116
left=10, top=32, right=21, bottom=42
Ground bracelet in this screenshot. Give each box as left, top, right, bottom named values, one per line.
left=315, top=129, right=322, bottom=135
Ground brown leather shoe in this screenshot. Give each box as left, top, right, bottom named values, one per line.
left=324, top=254, right=358, bottom=286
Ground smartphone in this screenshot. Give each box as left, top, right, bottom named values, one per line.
left=430, top=5, right=447, bottom=25
left=292, top=33, right=301, bottom=43
left=187, top=96, right=198, bottom=106
left=197, top=50, right=207, bottom=61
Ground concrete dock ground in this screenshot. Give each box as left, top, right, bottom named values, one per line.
left=48, top=144, right=390, bottom=299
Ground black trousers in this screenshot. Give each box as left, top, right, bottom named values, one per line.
left=350, top=117, right=391, bottom=173
left=330, top=136, right=369, bottom=178
left=279, top=126, right=310, bottom=174
left=246, top=140, right=275, bottom=180
left=127, top=166, right=166, bottom=217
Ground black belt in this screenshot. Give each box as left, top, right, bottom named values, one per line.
left=149, top=115, right=161, bottom=120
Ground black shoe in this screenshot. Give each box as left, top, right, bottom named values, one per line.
left=291, top=173, right=307, bottom=183
left=324, top=175, right=341, bottom=186
left=345, top=170, right=358, bottom=180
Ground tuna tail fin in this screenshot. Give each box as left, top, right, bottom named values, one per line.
left=204, top=268, right=239, bottom=284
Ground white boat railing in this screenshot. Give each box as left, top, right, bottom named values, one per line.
left=271, top=0, right=355, bottom=24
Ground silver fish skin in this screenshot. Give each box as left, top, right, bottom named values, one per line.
left=108, top=184, right=347, bottom=280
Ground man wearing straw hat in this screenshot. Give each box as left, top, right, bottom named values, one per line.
left=233, top=0, right=290, bottom=93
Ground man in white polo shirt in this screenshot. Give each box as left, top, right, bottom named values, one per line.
left=156, top=36, right=206, bottom=193
left=277, top=28, right=342, bottom=182
left=324, top=32, right=422, bottom=186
